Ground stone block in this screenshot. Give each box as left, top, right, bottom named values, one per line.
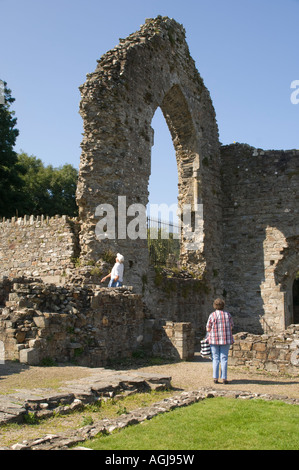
left=252, top=342, right=267, bottom=351
left=15, top=331, right=26, bottom=343
left=264, top=361, right=278, bottom=372
left=19, top=348, right=40, bottom=366
left=33, top=316, right=49, bottom=328
left=240, top=341, right=253, bottom=351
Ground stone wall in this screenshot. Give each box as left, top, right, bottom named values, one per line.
left=142, top=266, right=215, bottom=346
left=159, top=321, right=194, bottom=360
left=0, top=279, right=198, bottom=366
left=77, top=16, right=223, bottom=295
left=76, top=16, right=299, bottom=334
left=221, top=144, right=299, bottom=333
left=229, top=326, right=299, bottom=375
left=0, top=281, right=144, bottom=367
left=0, top=215, right=79, bottom=284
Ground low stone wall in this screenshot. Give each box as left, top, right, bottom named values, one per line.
left=143, top=267, right=213, bottom=346
left=0, top=281, right=145, bottom=367
left=229, top=326, right=299, bottom=375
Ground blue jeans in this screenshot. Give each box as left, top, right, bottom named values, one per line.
left=108, top=278, right=123, bottom=287
left=210, top=344, right=231, bottom=380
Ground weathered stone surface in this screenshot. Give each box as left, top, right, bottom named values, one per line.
left=0, top=215, right=78, bottom=283
left=76, top=16, right=222, bottom=298
left=0, top=368, right=172, bottom=427
left=19, top=347, right=40, bottom=366
left=221, top=144, right=299, bottom=333
left=0, top=281, right=145, bottom=365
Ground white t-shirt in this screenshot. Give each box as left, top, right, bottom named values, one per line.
left=111, top=262, right=124, bottom=282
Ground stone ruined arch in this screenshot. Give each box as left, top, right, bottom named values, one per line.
left=76, top=16, right=222, bottom=291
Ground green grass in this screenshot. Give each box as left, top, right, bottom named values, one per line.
left=80, top=397, right=299, bottom=450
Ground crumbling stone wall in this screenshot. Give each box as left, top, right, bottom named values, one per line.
left=142, top=268, right=212, bottom=345
left=76, top=17, right=299, bottom=335
left=0, top=281, right=144, bottom=366
left=221, top=144, right=299, bottom=333
left=0, top=280, right=197, bottom=366
left=77, top=16, right=223, bottom=295
left=229, top=326, right=299, bottom=375
left=154, top=321, right=194, bottom=361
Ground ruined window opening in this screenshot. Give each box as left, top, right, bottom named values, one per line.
left=147, top=107, right=180, bottom=267
left=293, top=276, right=299, bottom=324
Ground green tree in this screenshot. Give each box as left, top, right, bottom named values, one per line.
left=17, top=152, right=78, bottom=217
left=0, top=80, right=24, bottom=217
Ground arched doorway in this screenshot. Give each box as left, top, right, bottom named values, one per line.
left=293, top=276, right=299, bottom=324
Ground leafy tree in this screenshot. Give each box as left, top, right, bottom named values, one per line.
left=148, top=227, right=180, bottom=266
left=17, top=152, right=78, bottom=217
left=0, top=80, right=24, bottom=217
left=0, top=81, right=78, bottom=218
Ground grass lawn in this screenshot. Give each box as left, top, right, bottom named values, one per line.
left=81, top=397, right=299, bottom=450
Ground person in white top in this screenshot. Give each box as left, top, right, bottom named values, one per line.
left=101, top=253, right=124, bottom=287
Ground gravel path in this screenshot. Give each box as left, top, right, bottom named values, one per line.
left=135, top=355, right=299, bottom=399
left=1, top=354, right=299, bottom=399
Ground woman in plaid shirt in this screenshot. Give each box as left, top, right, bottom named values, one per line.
left=206, top=298, right=234, bottom=384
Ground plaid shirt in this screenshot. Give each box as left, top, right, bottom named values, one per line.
left=206, top=310, right=234, bottom=345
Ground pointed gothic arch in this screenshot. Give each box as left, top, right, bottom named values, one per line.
left=77, top=17, right=222, bottom=291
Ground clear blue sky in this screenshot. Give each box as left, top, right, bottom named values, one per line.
left=1, top=0, right=298, bottom=208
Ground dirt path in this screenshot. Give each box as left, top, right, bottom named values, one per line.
left=1, top=354, right=299, bottom=399
left=136, top=356, right=299, bottom=399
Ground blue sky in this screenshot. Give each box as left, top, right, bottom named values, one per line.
left=1, top=0, right=298, bottom=208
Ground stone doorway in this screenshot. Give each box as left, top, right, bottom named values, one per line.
left=293, top=277, right=299, bottom=324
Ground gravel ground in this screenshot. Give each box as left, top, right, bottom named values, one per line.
left=1, top=354, right=299, bottom=399
left=136, top=355, right=299, bottom=398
